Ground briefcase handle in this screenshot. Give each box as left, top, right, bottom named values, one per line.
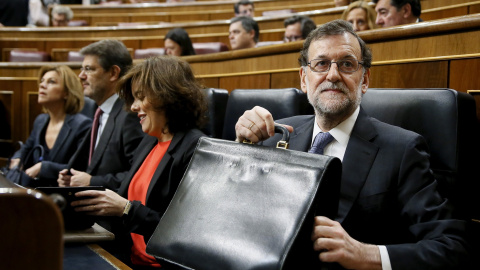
left=243, top=124, right=290, bottom=149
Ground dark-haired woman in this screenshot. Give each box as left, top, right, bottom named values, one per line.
left=72, top=56, right=207, bottom=268
left=164, top=27, right=196, bottom=56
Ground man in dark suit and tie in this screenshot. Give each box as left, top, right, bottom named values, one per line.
left=58, top=40, right=144, bottom=190
left=235, top=20, right=469, bottom=269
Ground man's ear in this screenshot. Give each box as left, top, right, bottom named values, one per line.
left=109, top=65, right=121, bottom=82
left=402, top=3, right=412, bottom=19
left=361, top=69, right=370, bottom=94
left=249, top=29, right=255, bottom=40
left=299, top=67, right=308, bottom=94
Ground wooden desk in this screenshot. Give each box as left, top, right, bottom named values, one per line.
left=64, top=243, right=132, bottom=270
left=64, top=223, right=115, bottom=243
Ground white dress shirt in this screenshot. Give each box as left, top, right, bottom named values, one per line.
left=310, top=106, right=392, bottom=270
left=94, top=94, right=118, bottom=149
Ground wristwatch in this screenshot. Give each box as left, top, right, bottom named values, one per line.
left=123, top=200, right=132, bottom=216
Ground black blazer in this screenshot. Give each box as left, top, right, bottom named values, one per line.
left=68, top=98, right=144, bottom=190
left=115, top=129, right=204, bottom=243
left=264, top=108, right=469, bottom=269
left=14, top=113, right=91, bottom=184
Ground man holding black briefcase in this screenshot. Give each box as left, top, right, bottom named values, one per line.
left=235, top=20, right=469, bottom=270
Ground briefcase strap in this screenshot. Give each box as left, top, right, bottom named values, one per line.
left=243, top=124, right=290, bottom=149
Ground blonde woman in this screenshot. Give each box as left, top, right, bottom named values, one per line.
left=341, top=1, right=377, bottom=31
left=10, top=65, right=91, bottom=186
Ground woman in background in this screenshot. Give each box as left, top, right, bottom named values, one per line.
left=341, top=1, right=377, bottom=31
left=10, top=65, right=91, bottom=186
left=72, top=56, right=207, bottom=268
left=164, top=27, right=196, bottom=56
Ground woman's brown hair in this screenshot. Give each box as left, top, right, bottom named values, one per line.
left=117, top=55, right=207, bottom=133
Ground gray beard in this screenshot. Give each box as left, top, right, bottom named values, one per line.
left=306, top=79, right=363, bottom=121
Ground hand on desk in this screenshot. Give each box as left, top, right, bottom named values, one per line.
left=312, top=216, right=382, bottom=270
left=72, top=189, right=128, bottom=217
left=235, top=106, right=293, bottom=143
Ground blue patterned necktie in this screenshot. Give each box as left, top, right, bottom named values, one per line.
left=308, top=132, right=334, bottom=155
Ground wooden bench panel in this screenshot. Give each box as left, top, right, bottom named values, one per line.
left=1, top=4, right=477, bottom=61
left=450, top=58, right=480, bottom=94
left=80, top=2, right=334, bottom=26
left=66, top=0, right=324, bottom=16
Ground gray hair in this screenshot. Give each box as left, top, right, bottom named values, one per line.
left=298, top=19, right=372, bottom=70
left=51, top=5, right=74, bottom=21
left=230, top=16, right=259, bottom=43
left=80, top=40, right=133, bottom=77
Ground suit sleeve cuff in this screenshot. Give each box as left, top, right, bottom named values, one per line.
left=378, top=245, right=392, bottom=270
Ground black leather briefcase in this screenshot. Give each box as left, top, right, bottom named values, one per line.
left=146, top=126, right=342, bottom=270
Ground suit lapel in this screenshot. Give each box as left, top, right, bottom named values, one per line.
left=288, top=116, right=315, bottom=151
left=49, top=114, right=73, bottom=160
left=89, top=99, right=122, bottom=171
left=145, top=131, right=185, bottom=201
left=336, top=108, right=379, bottom=223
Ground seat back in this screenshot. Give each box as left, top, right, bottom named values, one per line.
left=222, top=88, right=313, bottom=140
left=202, top=88, right=229, bottom=138
left=256, top=40, right=284, bottom=47
left=67, top=51, right=84, bottom=62
left=9, top=50, right=50, bottom=62
left=0, top=175, right=63, bottom=270
left=193, top=42, right=229, bottom=55
left=134, top=48, right=165, bottom=59
left=80, top=96, right=98, bottom=120
left=67, top=20, right=88, bottom=26
left=262, top=9, right=294, bottom=17
left=362, top=88, right=480, bottom=218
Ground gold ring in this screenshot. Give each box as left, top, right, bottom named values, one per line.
left=248, top=122, right=255, bottom=130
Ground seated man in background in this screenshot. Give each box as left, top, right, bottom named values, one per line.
left=234, top=0, right=255, bottom=17
left=235, top=19, right=469, bottom=269
left=283, top=15, right=316, bottom=43
left=373, top=0, right=422, bottom=27
left=58, top=40, right=144, bottom=190
left=229, top=16, right=259, bottom=50
left=51, top=5, right=73, bottom=26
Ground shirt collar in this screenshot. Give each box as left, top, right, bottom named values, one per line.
left=312, top=106, right=360, bottom=148
left=99, top=94, right=118, bottom=114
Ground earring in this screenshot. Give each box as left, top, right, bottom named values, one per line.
left=162, top=126, right=169, bottom=134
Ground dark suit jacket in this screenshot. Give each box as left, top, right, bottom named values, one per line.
left=13, top=113, right=91, bottom=184
left=0, top=0, right=28, bottom=26
left=68, top=98, right=144, bottom=190
left=263, top=108, right=469, bottom=270
left=114, top=129, right=204, bottom=244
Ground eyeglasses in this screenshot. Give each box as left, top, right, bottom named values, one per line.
left=307, top=59, right=363, bottom=73
left=284, top=35, right=303, bottom=42
left=80, top=66, right=95, bottom=74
